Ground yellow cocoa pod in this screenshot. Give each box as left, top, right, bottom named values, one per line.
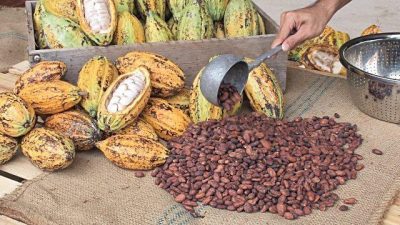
left=114, top=118, right=158, bottom=141
left=164, top=87, right=191, bottom=115
left=145, top=11, right=174, bottom=42
left=97, top=67, right=151, bottom=132
left=0, top=134, right=18, bottom=165
left=244, top=58, right=284, bottom=119
left=18, top=80, right=85, bottom=115
left=42, top=0, right=79, bottom=23
left=113, top=11, right=145, bottom=45
left=76, top=0, right=117, bottom=46
left=142, top=98, right=191, bottom=140
left=257, top=13, right=266, bottom=35
left=361, top=24, right=382, bottom=36
left=45, top=110, right=102, bottom=151
left=224, top=0, right=259, bottom=38
left=116, top=51, right=185, bottom=97
left=78, top=56, right=118, bottom=117
left=14, top=61, right=66, bottom=94
left=96, top=134, right=168, bottom=170
left=21, top=128, right=75, bottom=171
left=0, top=92, right=36, bottom=137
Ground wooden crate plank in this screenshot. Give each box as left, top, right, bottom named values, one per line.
left=0, top=152, right=42, bottom=180
left=0, top=176, right=20, bottom=198
left=0, top=73, right=18, bottom=93
left=0, top=216, right=26, bottom=225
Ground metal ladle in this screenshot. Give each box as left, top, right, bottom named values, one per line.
left=200, top=44, right=283, bottom=106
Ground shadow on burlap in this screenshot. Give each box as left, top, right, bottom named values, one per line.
left=0, top=7, right=28, bottom=72
left=1, top=72, right=400, bottom=225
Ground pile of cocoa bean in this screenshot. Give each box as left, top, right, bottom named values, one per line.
left=218, top=83, right=241, bottom=111
left=152, top=112, right=364, bottom=220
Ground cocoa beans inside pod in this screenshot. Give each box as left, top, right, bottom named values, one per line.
left=18, top=80, right=85, bottom=115
left=14, top=61, right=67, bottom=94
left=97, top=67, right=151, bottom=132
left=142, top=98, right=191, bottom=141
left=0, top=134, right=19, bottom=165
left=302, top=44, right=346, bottom=75
left=21, top=128, right=75, bottom=172
left=0, top=92, right=36, bottom=137
left=116, top=51, right=185, bottom=97
left=96, top=134, right=168, bottom=170
left=76, top=0, right=117, bottom=46
left=45, top=110, right=102, bottom=151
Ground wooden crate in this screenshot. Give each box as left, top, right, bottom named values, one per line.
left=25, top=1, right=288, bottom=90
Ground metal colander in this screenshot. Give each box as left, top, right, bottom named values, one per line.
left=339, top=33, right=400, bottom=123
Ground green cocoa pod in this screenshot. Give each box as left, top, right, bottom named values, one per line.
left=204, top=0, right=229, bottom=21
left=224, top=0, right=259, bottom=38
left=113, top=11, right=145, bottom=45
left=167, top=17, right=178, bottom=39
left=136, top=0, right=166, bottom=20
left=145, top=11, right=174, bottom=42
left=168, top=0, right=191, bottom=21
left=113, top=0, right=135, bottom=14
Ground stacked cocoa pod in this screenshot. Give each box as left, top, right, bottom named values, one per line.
left=0, top=51, right=283, bottom=172
left=33, top=0, right=266, bottom=49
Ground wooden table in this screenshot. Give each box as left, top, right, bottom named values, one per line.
left=1, top=61, right=400, bottom=225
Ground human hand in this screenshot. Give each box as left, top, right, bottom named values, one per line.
left=272, top=0, right=351, bottom=51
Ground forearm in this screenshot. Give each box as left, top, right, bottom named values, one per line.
left=314, top=0, right=351, bottom=20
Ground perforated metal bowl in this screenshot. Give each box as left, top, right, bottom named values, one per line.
left=339, top=33, right=400, bottom=123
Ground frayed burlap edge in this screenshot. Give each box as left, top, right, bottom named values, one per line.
left=368, top=174, right=400, bottom=225
left=0, top=173, right=50, bottom=225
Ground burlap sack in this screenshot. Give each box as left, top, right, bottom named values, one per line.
left=1, top=73, right=399, bottom=225
left=0, top=7, right=28, bottom=72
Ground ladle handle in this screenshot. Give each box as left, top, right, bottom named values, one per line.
left=248, top=45, right=283, bottom=71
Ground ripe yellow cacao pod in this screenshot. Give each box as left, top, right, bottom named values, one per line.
left=257, top=13, right=266, bottom=35
left=96, top=134, right=168, bottom=170
left=224, top=0, right=259, bottom=38
left=42, top=0, right=79, bottom=23
left=0, top=92, right=36, bottom=137
left=97, top=67, right=151, bottom=132
left=114, top=118, right=158, bottom=141
left=76, top=0, right=117, bottom=46
left=21, top=128, right=75, bottom=171
left=164, top=87, right=191, bottom=115
left=361, top=24, right=382, bottom=36
left=0, top=134, right=18, bottom=165
left=113, top=11, right=145, bottom=45
left=14, top=61, right=67, bottom=94
left=78, top=56, right=118, bottom=117
left=45, top=110, right=102, bottom=151
left=18, top=80, right=84, bottom=115
left=116, top=51, right=185, bottom=97
left=213, top=21, right=225, bottom=39
left=244, top=58, right=284, bottom=119
left=145, top=11, right=174, bottom=42
left=136, top=0, right=166, bottom=20
left=142, top=98, right=191, bottom=140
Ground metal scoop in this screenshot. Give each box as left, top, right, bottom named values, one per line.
left=200, top=44, right=283, bottom=106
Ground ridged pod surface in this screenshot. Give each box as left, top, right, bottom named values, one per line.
left=114, top=118, right=158, bottom=141
left=97, top=67, right=151, bottom=132
left=257, top=13, right=266, bottom=35
left=21, top=128, right=75, bottom=171
left=76, top=0, right=117, bottom=46
left=78, top=56, right=118, bottom=117
left=302, top=44, right=346, bottom=75
left=224, top=0, right=259, bottom=38
left=33, top=1, right=48, bottom=49
left=0, top=134, right=18, bottom=165
left=164, top=87, right=191, bottom=115
left=45, top=110, right=102, bottom=151
left=142, top=98, right=191, bottom=140
left=361, top=24, right=382, bottom=36
left=176, top=1, right=214, bottom=41
left=96, top=134, right=168, bottom=170
left=116, top=51, right=185, bottom=97
left=40, top=8, right=93, bottom=49
left=168, top=0, right=191, bottom=21
left=204, top=0, right=229, bottom=21
left=18, top=80, right=84, bottom=115
left=42, top=0, right=79, bottom=23
left=167, top=18, right=178, bottom=38
left=145, top=11, right=174, bottom=42
left=14, top=61, right=66, bottom=94
left=244, top=58, right=284, bottom=119
left=113, top=11, right=145, bottom=45
left=136, top=0, right=166, bottom=20
left=113, top=0, right=135, bottom=14
left=0, top=93, right=36, bottom=137
left=213, top=22, right=225, bottom=39
left=189, top=67, right=240, bottom=124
